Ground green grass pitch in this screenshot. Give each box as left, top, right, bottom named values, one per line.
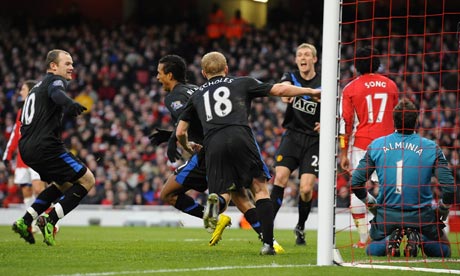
left=1, top=226, right=459, bottom=275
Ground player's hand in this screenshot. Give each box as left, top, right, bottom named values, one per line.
left=67, top=102, right=87, bottom=117
left=366, top=193, right=377, bottom=216
left=2, top=159, right=10, bottom=172
left=189, top=141, right=203, bottom=152
left=314, top=122, right=320, bottom=133
left=149, top=129, right=173, bottom=146
left=435, top=200, right=450, bottom=221
left=340, top=154, right=350, bottom=172
left=308, top=88, right=321, bottom=102
left=167, top=137, right=181, bottom=162
left=182, top=142, right=202, bottom=155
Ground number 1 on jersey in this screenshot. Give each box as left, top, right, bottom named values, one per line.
left=396, top=159, right=402, bottom=194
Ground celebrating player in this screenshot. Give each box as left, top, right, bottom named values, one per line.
left=270, top=43, right=321, bottom=246
left=176, top=51, right=320, bottom=254
left=152, top=54, right=284, bottom=250
left=13, top=49, right=94, bottom=246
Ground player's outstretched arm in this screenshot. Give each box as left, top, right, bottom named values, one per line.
left=269, top=83, right=321, bottom=101
left=50, top=88, right=86, bottom=116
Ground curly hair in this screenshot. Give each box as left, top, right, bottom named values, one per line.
left=355, top=46, right=381, bottom=74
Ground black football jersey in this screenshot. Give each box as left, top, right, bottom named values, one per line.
left=164, top=83, right=204, bottom=144
left=181, top=76, right=273, bottom=140
left=19, top=73, right=68, bottom=147
left=280, top=71, right=321, bottom=136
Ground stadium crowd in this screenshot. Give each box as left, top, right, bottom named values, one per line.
left=0, top=13, right=458, bottom=209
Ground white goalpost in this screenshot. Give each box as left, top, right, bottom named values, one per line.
left=317, top=0, right=341, bottom=266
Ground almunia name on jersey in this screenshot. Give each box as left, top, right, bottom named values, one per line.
left=382, top=141, right=423, bottom=156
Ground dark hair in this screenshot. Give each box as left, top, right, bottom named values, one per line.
left=393, top=98, right=418, bottom=134
left=158, top=55, right=187, bottom=83
left=355, top=46, right=381, bottom=74
left=45, top=49, right=70, bottom=69
left=23, top=80, right=37, bottom=91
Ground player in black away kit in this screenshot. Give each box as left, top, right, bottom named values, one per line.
left=176, top=51, right=320, bottom=255
left=270, top=43, right=322, bottom=246
left=13, top=49, right=94, bottom=246
left=153, top=55, right=280, bottom=249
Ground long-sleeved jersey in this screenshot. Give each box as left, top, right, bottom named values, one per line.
left=352, top=132, right=455, bottom=209
left=341, top=73, right=399, bottom=150
left=2, top=110, right=27, bottom=168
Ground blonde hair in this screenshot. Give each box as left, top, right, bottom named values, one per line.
left=201, top=51, right=227, bottom=78
left=296, top=43, right=317, bottom=58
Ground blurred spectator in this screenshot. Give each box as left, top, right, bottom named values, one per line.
left=0, top=13, right=457, bottom=209
left=226, top=9, right=249, bottom=40
left=80, top=187, right=104, bottom=204
left=206, top=3, right=226, bottom=40
left=74, top=84, right=97, bottom=113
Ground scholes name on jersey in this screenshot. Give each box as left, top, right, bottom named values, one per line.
left=198, top=77, right=234, bottom=90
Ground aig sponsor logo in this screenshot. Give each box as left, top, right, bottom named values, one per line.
left=292, top=97, right=317, bottom=115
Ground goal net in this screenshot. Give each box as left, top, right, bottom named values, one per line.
left=333, top=0, right=460, bottom=271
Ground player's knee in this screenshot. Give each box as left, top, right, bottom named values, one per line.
left=299, top=182, right=314, bottom=196
left=423, top=243, right=451, bottom=257
left=274, top=168, right=290, bottom=186
left=79, top=169, right=95, bottom=191
left=159, top=190, right=174, bottom=204
left=366, top=241, right=386, bottom=256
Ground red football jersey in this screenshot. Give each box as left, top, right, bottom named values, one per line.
left=341, top=73, right=399, bottom=150
left=2, top=110, right=28, bottom=168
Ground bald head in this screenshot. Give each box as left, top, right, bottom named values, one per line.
left=201, top=51, right=228, bottom=79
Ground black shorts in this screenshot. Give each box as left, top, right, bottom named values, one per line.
left=174, top=150, right=207, bottom=193
left=20, top=142, right=87, bottom=185
left=274, top=129, right=319, bottom=177
left=205, top=126, right=270, bottom=194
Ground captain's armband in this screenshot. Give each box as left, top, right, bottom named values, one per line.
left=339, top=134, right=348, bottom=150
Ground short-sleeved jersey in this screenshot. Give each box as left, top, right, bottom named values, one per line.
left=341, top=73, right=399, bottom=150
left=19, top=73, right=68, bottom=148
left=180, top=76, right=273, bottom=141
left=280, top=71, right=321, bottom=136
left=352, top=132, right=455, bottom=210
left=164, top=83, right=204, bottom=144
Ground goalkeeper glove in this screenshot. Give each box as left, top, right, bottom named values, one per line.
left=149, top=128, right=173, bottom=146
left=67, top=102, right=87, bottom=117
left=167, top=136, right=182, bottom=162
left=435, top=200, right=450, bottom=221
left=366, top=193, right=377, bottom=216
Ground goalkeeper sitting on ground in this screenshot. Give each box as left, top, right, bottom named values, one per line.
left=351, top=98, right=455, bottom=258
